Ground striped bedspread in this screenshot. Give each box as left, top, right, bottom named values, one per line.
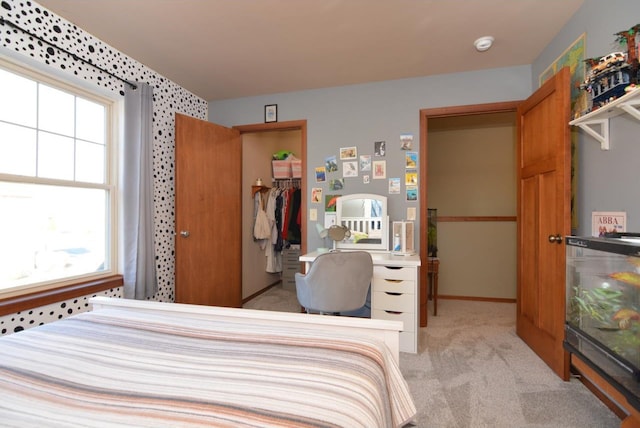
left=0, top=307, right=416, bottom=427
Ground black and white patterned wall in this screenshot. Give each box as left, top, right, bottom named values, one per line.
left=0, top=0, right=208, bottom=334
left=0, top=288, right=121, bottom=335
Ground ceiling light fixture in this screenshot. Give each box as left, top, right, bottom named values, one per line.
left=474, top=36, right=494, bottom=52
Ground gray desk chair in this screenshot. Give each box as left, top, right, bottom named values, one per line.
left=295, top=251, right=373, bottom=315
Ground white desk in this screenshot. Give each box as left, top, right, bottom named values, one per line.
left=300, top=251, right=421, bottom=354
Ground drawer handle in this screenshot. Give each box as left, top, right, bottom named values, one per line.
left=385, top=292, right=402, bottom=296
left=383, top=266, right=402, bottom=270
left=384, top=279, right=402, bottom=283
left=385, top=310, right=403, bottom=315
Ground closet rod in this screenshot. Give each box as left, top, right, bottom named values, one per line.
left=0, top=17, right=137, bottom=90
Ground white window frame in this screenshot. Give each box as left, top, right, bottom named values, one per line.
left=0, top=57, right=120, bottom=299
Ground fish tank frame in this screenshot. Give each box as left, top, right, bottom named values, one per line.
left=564, top=235, right=640, bottom=412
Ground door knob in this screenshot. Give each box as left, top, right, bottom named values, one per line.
left=548, top=234, right=563, bottom=244
left=180, top=230, right=190, bottom=238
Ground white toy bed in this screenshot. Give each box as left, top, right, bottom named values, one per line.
left=340, top=215, right=384, bottom=242
left=0, top=296, right=416, bottom=427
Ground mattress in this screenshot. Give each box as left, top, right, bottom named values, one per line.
left=0, top=306, right=416, bottom=427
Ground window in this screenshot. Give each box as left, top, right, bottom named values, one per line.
left=0, top=59, right=117, bottom=296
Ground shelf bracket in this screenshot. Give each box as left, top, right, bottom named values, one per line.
left=574, top=118, right=609, bottom=150
left=617, top=97, right=640, bottom=121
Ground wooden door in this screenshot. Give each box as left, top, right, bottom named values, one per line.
left=516, top=67, right=571, bottom=380
left=175, top=113, right=242, bottom=307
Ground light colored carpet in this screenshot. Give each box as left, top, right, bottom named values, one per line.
left=244, top=285, right=620, bottom=428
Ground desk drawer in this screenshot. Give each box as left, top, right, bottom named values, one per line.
left=373, top=265, right=415, bottom=281
left=282, top=265, right=300, bottom=276
left=282, top=277, right=296, bottom=291
left=282, top=249, right=301, bottom=264
left=372, top=291, right=414, bottom=313
left=372, top=277, right=414, bottom=294
left=372, top=309, right=415, bottom=332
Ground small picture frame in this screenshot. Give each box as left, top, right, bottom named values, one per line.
left=373, top=160, right=386, bottom=179
left=265, top=104, right=277, bottom=123
left=342, top=161, right=358, bottom=177
left=339, top=146, right=357, bottom=160
left=374, top=141, right=386, bottom=157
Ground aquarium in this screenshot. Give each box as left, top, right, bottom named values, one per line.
left=564, top=235, right=640, bottom=404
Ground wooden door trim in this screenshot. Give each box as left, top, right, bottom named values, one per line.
left=420, top=101, right=523, bottom=118
left=234, top=120, right=306, bottom=133
left=418, top=101, right=522, bottom=326
left=233, top=120, right=308, bottom=256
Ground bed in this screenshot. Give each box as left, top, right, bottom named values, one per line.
left=0, top=296, right=416, bottom=427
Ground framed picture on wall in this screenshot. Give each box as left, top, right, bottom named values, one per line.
left=373, top=160, right=386, bottom=179
left=591, top=211, right=626, bottom=237
left=265, top=104, right=277, bottom=123
left=342, top=161, right=358, bottom=177
left=360, top=155, right=371, bottom=171
left=340, top=146, right=357, bottom=160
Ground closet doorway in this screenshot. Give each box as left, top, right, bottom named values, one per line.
left=418, top=102, right=520, bottom=323
left=235, top=121, right=307, bottom=301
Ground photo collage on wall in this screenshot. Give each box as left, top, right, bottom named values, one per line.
left=311, top=133, right=419, bottom=207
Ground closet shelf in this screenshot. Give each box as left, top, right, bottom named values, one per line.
left=251, top=185, right=270, bottom=197
left=569, top=88, right=640, bottom=150
left=272, top=177, right=301, bottom=189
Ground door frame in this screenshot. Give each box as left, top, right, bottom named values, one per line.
left=418, top=101, right=522, bottom=326
left=234, top=120, right=308, bottom=258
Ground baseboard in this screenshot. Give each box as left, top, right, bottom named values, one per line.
left=437, top=295, right=516, bottom=304
left=242, top=280, right=282, bottom=304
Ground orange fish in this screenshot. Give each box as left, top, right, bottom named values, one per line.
left=612, top=308, right=640, bottom=329
left=609, top=271, right=640, bottom=287
left=626, top=257, right=640, bottom=268
left=612, top=308, right=640, bottom=321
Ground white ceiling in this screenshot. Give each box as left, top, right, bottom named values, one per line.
left=36, top=0, right=584, bottom=101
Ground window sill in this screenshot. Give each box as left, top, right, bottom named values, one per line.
left=0, top=275, right=123, bottom=316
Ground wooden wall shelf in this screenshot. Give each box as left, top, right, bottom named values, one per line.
left=251, top=185, right=270, bottom=197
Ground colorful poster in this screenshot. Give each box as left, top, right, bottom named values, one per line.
left=388, top=178, right=400, bottom=194
left=538, top=33, right=586, bottom=118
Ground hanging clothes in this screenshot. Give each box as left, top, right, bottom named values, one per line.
left=254, top=181, right=301, bottom=273
left=253, top=191, right=271, bottom=248
left=286, top=188, right=302, bottom=244
left=274, top=190, right=284, bottom=252
left=265, top=188, right=282, bottom=273
left=281, top=188, right=292, bottom=241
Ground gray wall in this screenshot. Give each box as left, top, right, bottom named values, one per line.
left=212, top=0, right=640, bottom=246
left=209, top=66, right=532, bottom=250
left=532, top=0, right=640, bottom=235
